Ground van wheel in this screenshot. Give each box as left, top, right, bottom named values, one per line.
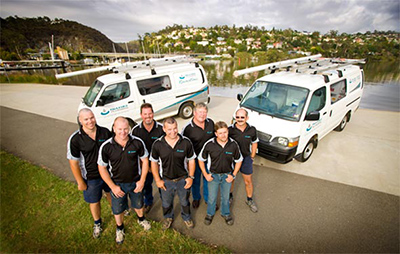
left=295, top=139, right=316, bottom=162
left=179, top=102, right=194, bottom=119
left=334, top=114, right=348, bottom=132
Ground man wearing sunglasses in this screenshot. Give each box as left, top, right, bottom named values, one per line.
left=228, top=108, right=259, bottom=213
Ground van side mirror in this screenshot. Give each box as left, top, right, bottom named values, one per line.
left=305, top=111, right=320, bottom=121
left=96, top=99, right=104, bottom=107
left=237, top=93, right=243, bottom=101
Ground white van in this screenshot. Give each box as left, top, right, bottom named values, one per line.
left=58, top=57, right=210, bottom=129
left=234, top=55, right=364, bottom=163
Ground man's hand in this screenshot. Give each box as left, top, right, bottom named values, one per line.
left=204, top=173, right=214, bottom=182
left=77, top=181, right=87, bottom=191
left=226, top=174, right=235, bottom=183
left=111, top=185, right=125, bottom=198
left=156, top=179, right=166, bottom=191
left=134, top=180, right=145, bottom=193
left=184, top=178, right=193, bottom=189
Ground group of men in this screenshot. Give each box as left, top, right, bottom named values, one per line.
left=67, top=102, right=259, bottom=244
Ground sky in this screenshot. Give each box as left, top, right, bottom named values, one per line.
left=1, top=0, right=399, bottom=42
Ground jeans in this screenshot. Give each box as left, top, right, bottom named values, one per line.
left=192, top=159, right=209, bottom=202
left=161, top=178, right=191, bottom=221
left=143, top=173, right=154, bottom=206
left=207, top=173, right=232, bottom=217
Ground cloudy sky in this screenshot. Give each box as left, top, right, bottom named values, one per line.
left=1, top=0, right=399, bottom=42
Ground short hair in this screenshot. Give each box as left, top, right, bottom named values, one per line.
left=194, top=102, right=208, bottom=112
left=140, top=103, right=153, bottom=113
left=78, top=108, right=94, bottom=117
left=235, top=108, right=248, bottom=117
left=214, top=121, right=228, bottom=132
left=113, top=116, right=129, bottom=125
left=163, top=117, right=177, bottom=126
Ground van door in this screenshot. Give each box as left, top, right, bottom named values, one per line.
left=92, top=81, right=135, bottom=129
left=302, top=86, right=330, bottom=140
left=327, top=79, right=347, bottom=131
left=136, top=75, right=176, bottom=118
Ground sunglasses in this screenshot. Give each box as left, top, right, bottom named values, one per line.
left=235, top=116, right=245, bottom=119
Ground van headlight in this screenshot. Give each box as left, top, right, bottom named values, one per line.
left=273, top=136, right=299, bottom=148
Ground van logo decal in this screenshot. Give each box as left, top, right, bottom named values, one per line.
left=306, top=120, right=322, bottom=132
left=178, top=72, right=198, bottom=85
left=101, top=109, right=110, bottom=116
left=100, top=105, right=128, bottom=116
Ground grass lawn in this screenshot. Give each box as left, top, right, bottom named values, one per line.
left=0, top=150, right=230, bottom=253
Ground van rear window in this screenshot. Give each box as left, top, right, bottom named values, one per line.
left=137, top=76, right=171, bottom=95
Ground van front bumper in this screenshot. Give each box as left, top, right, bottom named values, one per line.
left=257, top=140, right=297, bottom=164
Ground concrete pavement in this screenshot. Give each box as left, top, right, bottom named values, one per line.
left=0, top=83, right=399, bottom=253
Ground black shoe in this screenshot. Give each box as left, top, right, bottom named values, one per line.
left=204, top=215, right=213, bottom=225
left=222, top=215, right=234, bottom=226
left=144, top=204, right=153, bottom=214
left=192, top=200, right=200, bottom=209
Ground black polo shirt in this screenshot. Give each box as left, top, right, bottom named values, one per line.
left=150, top=134, right=196, bottom=180
left=98, top=135, right=148, bottom=183
left=199, top=137, right=243, bottom=174
left=182, top=118, right=215, bottom=155
left=131, top=121, right=164, bottom=152
left=228, top=123, right=259, bottom=157
left=67, top=125, right=112, bottom=180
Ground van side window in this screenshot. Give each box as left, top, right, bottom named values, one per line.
left=306, top=87, right=326, bottom=114
left=330, top=80, right=346, bottom=104
left=137, top=75, right=172, bottom=95
left=99, top=82, right=130, bottom=105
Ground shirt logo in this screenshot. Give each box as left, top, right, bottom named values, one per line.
left=206, top=131, right=213, bottom=134
left=225, top=151, right=233, bottom=155
left=151, top=136, right=158, bottom=140
left=127, top=150, right=136, bottom=154
left=98, top=139, right=106, bottom=142
left=176, top=149, right=184, bottom=153
left=244, top=135, right=251, bottom=138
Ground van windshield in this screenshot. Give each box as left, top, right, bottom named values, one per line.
left=83, top=80, right=104, bottom=107
left=240, top=81, right=309, bottom=121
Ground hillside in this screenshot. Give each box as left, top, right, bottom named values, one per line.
left=0, top=16, right=123, bottom=58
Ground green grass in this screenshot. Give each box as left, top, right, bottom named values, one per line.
left=0, top=151, right=230, bottom=253
left=0, top=74, right=58, bottom=84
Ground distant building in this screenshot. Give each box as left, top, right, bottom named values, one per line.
left=56, top=46, right=69, bottom=60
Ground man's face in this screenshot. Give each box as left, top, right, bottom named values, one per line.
left=141, top=107, right=154, bottom=125
left=113, top=119, right=130, bottom=140
left=79, top=110, right=96, bottom=130
left=163, top=122, right=178, bottom=140
left=194, top=107, right=207, bottom=123
left=235, top=109, right=248, bottom=127
left=215, top=127, right=228, bottom=143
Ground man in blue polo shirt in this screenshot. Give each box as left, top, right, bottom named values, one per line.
left=151, top=117, right=196, bottom=230
left=131, top=103, right=165, bottom=214
left=67, top=108, right=112, bottom=239
left=228, top=108, right=259, bottom=213
left=199, top=121, right=243, bottom=226
left=98, top=117, right=151, bottom=244
left=182, top=102, right=215, bottom=209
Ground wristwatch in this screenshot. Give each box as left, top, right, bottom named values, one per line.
left=231, top=174, right=236, bottom=180
left=188, top=175, right=195, bottom=180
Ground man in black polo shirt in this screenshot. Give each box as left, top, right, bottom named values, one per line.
left=229, top=108, right=259, bottom=213
left=199, top=121, right=243, bottom=226
left=182, top=102, right=215, bottom=209
left=131, top=103, right=165, bottom=214
left=67, top=108, right=112, bottom=239
left=151, top=117, right=196, bottom=230
left=98, top=117, right=151, bottom=244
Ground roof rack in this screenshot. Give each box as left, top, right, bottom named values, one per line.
left=233, top=54, right=365, bottom=81
left=55, top=55, right=199, bottom=79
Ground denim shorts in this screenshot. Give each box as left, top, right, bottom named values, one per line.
left=83, top=178, right=111, bottom=204
left=240, top=156, right=254, bottom=175
left=111, top=182, right=144, bottom=215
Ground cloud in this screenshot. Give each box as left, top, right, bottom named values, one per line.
left=1, top=0, right=398, bottom=42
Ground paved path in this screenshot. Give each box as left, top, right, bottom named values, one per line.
left=0, top=83, right=399, bottom=253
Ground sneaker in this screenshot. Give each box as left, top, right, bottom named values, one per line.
left=229, top=195, right=233, bottom=205
left=246, top=199, right=258, bottom=213
left=162, top=218, right=173, bottom=230
left=144, top=204, right=153, bottom=214
left=222, top=215, right=234, bottom=226
left=204, top=215, right=213, bottom=226
left=184, top=219, right=194, bottom=229
left=93, top=223, right=102, bottom=239
left=138, top=219, right=151, bottom=231
left=116, top=228, right=125, bottom=244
